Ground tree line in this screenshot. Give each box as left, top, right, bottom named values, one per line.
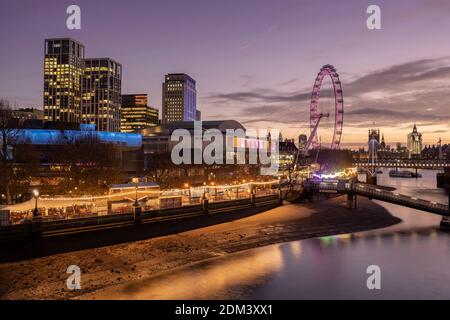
left=0, top=99, right=122, bottom=204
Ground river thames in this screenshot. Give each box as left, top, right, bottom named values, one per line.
left=102, top=169, right=450, bottom=299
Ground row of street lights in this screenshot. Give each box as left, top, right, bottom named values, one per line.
left=29, top=179, right=280, bottom=218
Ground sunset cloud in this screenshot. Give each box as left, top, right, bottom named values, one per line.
left=204, top=57, right=450, bottom=144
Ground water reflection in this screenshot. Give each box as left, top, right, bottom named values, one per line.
left=90, top=244, right=286, bottom=299
left=90, top=170, right=450, bottom=300
left=248, top=227, right=450, bottom=300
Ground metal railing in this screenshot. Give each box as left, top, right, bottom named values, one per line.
left=306, top=180, right=449, bottom=216
left=0, top=193, right=282, bottom=242
left=354, top=183, right=448, bottom=216
left=6, top=183, right=280, bottom=225
left=353, top=160, right=450, bottom=168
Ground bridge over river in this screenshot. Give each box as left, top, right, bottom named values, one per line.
left=353, top=159, right=450, bottom=169
left=304, top=180, right=450, bottom=217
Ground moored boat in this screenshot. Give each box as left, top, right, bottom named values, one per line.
left=440, top=217, right=450, bottom=231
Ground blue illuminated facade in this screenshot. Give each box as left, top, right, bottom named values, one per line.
left=16, top=129, right=142, bottom=148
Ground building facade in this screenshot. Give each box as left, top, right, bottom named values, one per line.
left=44, top=38, right=122, bottom=132
left=121, top=94, right=159, bottom=133
left=278, top=140, right=298, bottom=169
left=44, top=38, right=85, bottom=123
left=12, top=108, right=44, bottom=120
left=407, top=124, right=423, bottom=158
left=298, top=134, right=307, bottom=151
left=162, top=74, right=197, bottom=124
left=141, top=120, right=251, bottom=155
left=4, top=119, right=142, bottom=181
left=82, top=58, right=122, bottom=132
left=140, top=120, right=267, bottom=184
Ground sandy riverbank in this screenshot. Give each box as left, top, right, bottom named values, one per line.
left=0, top=196, right=401, bottom=300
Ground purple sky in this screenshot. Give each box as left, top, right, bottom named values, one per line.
left=1, top=0, right=450, bottom=147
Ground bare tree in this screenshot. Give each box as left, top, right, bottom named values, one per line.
left=144, top=152, right=176, bottom=187
left=48, top=132, right=123, bottom=194
left=0, top=99, right=18, bottom=157
left=0, top=99, right=38, bottom=204
left=0, top=99, right=18, bottom=204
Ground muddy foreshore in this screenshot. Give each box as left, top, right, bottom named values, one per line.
left=0, top=196, right=401, bottom=300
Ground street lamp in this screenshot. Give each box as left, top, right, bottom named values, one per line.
left=184, top=183, right=191, bottom=204
left=132, top=178, right=139, bottom=207
left=203, top=182, right=207, bottom=200
left=211, top=182, right=217, bottom=200
left=134, top=185, right=139, bottom=207
left=33, top=189, right=40, bottom=217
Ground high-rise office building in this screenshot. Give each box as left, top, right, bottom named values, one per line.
left=162, top=73, right=197, bottom=124
left=44, top=38, right=122, bottom=132
left=81, top=58, right=122, bottom=132
left=43, top=38, right=84, bottom=123
left=121, top=94, right=159, bottom=133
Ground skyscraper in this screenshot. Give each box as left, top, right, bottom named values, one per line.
left=82, top=58, right=122, bottom=132
left=162, top=73, right=197, bottom=124
left=44, top=38, right=122, bottom=132
left=121, top=94, right=159, bottom=133
left=407, top=124, right=423, bottom=158
left=43, top=38, right=84, bottom=123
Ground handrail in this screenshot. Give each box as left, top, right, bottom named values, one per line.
left=308, top=181, right=449, bottom=216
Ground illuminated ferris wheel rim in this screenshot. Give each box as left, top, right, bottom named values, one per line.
left=310, top=64, right=344, bottom=150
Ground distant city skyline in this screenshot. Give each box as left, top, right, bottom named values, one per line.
left=2, top=0, right=450, bottom=144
